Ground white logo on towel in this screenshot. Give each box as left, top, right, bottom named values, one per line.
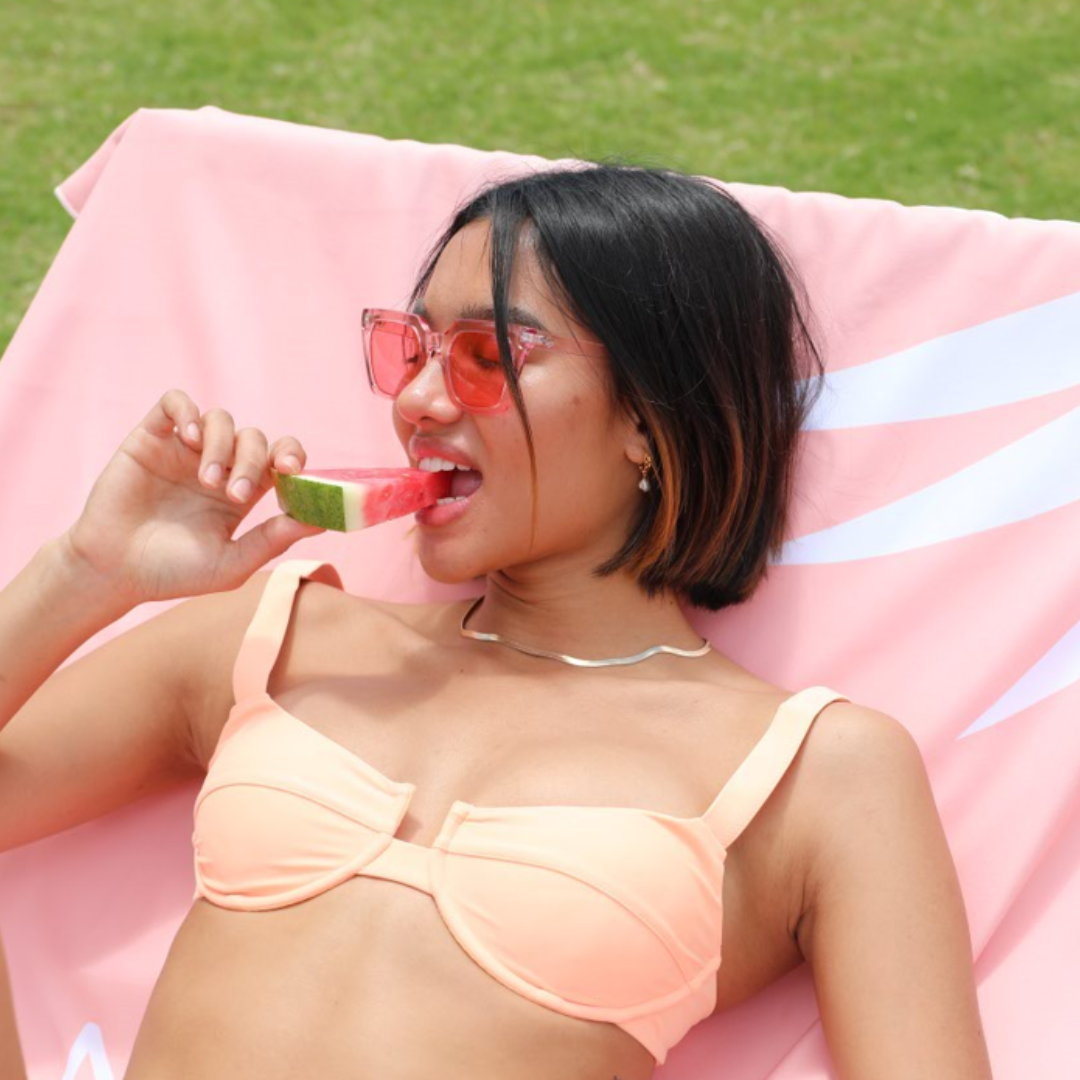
left=61, top=1022, right=115, bottom=1080
left=783, top=291, right=1080, bottom=737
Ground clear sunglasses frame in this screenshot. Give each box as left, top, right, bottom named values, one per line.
left=361, top=307, right=609, bottom=415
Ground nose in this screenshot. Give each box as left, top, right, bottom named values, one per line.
left=393, top=343, right=464, bottom=426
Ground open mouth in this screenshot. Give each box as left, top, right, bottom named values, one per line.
left=409, top=437, right=485, bottom=517
left=437, top=467, right=483, bottom=505
left=413, top=458, right=483, bottom=506
left=415, top=467, right=483, bottom=526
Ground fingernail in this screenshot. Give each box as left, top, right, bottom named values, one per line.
left=204, top=462, right=223, bottom=486
left=230, top=478, right=252, bottom=501
left=282, top=455, right=301, bottom=473
left=186, top=422, right=201, bottom=443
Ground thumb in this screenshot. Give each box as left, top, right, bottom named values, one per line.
left=230, top=513, right=328, bottom=576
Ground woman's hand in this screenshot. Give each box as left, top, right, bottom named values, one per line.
left=61, top=388, right=326, bottom=605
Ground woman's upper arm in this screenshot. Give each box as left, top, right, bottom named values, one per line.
left=797, top=704, right=994, bottom=1080
left=0, top=571, right=272, bottom=854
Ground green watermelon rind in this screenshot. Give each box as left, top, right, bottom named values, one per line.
left=274, top=472, right=350, bottom=531
left=273, top=468, right=453, bottom=532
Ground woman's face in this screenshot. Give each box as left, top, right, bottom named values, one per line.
left=392, top=217, right=647, bottom=585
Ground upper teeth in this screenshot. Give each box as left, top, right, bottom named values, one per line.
left=418, top=456, right=473, bottom=472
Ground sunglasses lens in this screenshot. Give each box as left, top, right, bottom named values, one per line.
left=449, top=330, right=508, bottom=409
left=367, top=319, right=425, bottom=397
left=366, top=317, right=513, bottom=411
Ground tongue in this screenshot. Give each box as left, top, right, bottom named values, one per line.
left=449, top=469, right=483, bottom=498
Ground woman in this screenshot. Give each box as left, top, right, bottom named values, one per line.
left=0, top=163, right=992, bottom=1078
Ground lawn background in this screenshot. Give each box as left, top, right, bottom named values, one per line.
left=1, top=0, right=1077, bottom=360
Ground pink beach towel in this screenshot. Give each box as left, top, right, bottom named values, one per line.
left=1, top=105, right=1078, bottom=1079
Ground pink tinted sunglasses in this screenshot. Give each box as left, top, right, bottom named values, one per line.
left=362, top=307, right=608, bottom=414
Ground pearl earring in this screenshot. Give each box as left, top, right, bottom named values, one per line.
left=638, top=452, right=652, bottom=493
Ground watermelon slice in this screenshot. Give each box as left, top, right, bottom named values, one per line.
left=273, top=467, right=452, bottom=532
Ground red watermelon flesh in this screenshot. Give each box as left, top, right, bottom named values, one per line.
left=273, top=467, right=452, bottom=532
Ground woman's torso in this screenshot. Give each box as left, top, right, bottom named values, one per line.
left=125, top=576, right=821, bottom=1080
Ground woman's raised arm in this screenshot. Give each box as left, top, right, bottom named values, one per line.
left=0, top=537, right=136, bottom=734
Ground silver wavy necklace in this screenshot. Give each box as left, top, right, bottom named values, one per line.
left=458, top=596, right=713, bottom=669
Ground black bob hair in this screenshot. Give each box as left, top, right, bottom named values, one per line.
left=405, top=160, right=827, bottom=613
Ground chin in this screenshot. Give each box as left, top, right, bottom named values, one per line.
left=414, top=547, right=490, bottom=587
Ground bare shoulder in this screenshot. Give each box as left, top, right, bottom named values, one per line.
left=799, top=699, right=923, bottom=792
left=180, top=567, right=389, bottom=769
left=791, top=699, right=932, bottom=939
left=792, top=699, right=923, bottom=834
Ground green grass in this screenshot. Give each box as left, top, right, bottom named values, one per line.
left=1, top=0, right=1077, bottom=359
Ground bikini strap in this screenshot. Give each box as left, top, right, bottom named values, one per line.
left=231, top=558, right=344, bottom=705
left=701, top=686, right=851, bottom=849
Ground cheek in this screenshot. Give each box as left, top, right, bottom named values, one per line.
left=537, top=397, right=619, bottom=502
left=488, top=373, right=611, bottom=506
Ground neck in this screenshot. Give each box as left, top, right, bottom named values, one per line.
left=463, top=566, right=707, bottom=665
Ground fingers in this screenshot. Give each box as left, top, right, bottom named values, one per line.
left=154, top=388, right=206, bottom=447
left=154, top=390, right=309, bottom=504
left=223, top=426, right=269, bottom=503
left=268, top=437, right=305, bottom=476
left=197, top=406, right=238, bottom=491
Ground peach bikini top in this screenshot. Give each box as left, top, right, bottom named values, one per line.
left=191, top=559, right=849, bottom=1065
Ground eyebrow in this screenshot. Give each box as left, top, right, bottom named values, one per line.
left=410, top=298, right=550, bottom=334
